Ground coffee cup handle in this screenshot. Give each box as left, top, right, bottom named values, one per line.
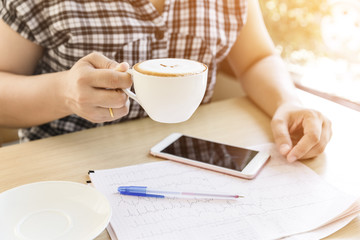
left=123, top=69, right=141, bottom=105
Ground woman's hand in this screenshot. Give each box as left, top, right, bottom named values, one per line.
left=62, top=52, right=132, bottom=123
left=271, top=103, right=332, bottom=162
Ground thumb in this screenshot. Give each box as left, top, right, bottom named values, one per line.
left=84, top=52, right=119, bottom=69
left=115, top=62, right=130, bottom=72
left=271, top=118, right=292, bottom=156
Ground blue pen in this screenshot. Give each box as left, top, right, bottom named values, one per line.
left=118, top=186, right=243, bottom=199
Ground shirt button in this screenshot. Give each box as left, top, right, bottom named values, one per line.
left=154, top=29, right=165, bottom=40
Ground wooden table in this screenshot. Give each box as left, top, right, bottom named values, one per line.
left=0, top=90, right=359, bottom=239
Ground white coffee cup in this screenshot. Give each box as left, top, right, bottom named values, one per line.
left=123, top=58, right=208, bottom=123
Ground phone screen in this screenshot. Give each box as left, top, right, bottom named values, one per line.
left=160, top=135, right=259, bottom=171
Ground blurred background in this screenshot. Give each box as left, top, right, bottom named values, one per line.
left=259, top=0, right=360, bottom=110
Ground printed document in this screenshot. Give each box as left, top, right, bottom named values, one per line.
left=90, top=144, right=360, bottom=240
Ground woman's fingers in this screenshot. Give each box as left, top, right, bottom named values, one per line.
left=286, top=113, right=323, bottom=161
left=271, top=104, right=332, bottom=162
left=78, top=99, right=130, bottom=123
left=87, top=88, right=129, bottom=109
left=296, top=118, right=332, bottom=159
left=87, top=69, right=132, bottom=89
left=271, top=117, right=293, bottom=156
left=64, top=52, right=132, bottom=122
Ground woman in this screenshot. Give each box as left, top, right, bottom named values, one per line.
left=0, top=0, right=331, bottom=162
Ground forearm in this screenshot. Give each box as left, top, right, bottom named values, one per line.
left=0, top=71, right=71, bottom=127
left=239, top=55, right=301, bottom=117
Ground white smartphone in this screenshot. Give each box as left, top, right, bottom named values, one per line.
left=150, top=133, right=270, bottom=179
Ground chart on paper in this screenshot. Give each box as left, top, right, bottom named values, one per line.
left=90, top=144, right=359, bottom=240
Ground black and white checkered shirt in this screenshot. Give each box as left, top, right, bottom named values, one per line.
left=0, top=0, right=247, bottom=142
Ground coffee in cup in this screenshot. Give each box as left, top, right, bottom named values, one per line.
left=124, top=58, right=208, bottom=123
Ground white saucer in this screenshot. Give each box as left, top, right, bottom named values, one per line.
left=0, top=181, right=112, bottom=240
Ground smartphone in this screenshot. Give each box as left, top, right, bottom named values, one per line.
left=150, top=133, right=270, bottom=179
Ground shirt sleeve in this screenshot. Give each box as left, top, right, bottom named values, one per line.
left=0, top=0, right=43, bottom=44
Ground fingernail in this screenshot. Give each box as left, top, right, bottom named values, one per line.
left=280, top=144, right=290, bottom=155
left=115, top=63, right=126, bottom=71
left=115, top=64, right=123, bottom=71
left=117, top=62, right=130, bottom=72
left=288, top=155, right=297, bottom=162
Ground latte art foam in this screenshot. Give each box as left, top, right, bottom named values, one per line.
left=134, top=58, right=207, bottom=77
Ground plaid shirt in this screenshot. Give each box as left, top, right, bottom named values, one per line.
left=0, top=0, right=247, bottom=142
